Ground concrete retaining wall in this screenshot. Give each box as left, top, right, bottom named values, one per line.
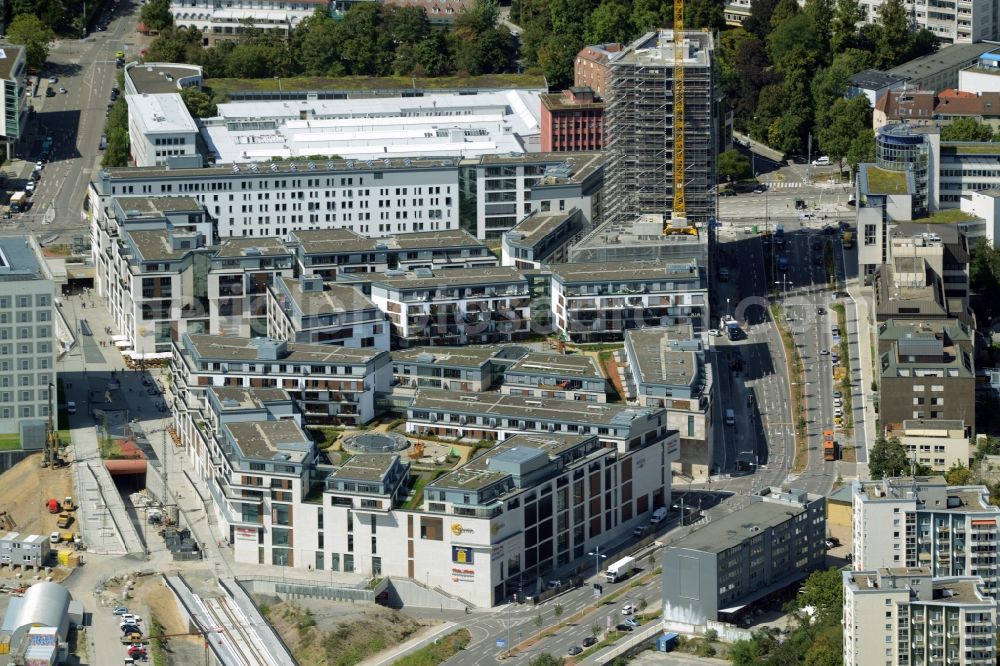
left=237, top=575, right=375, bottom=603
left=383, top=578, right=468, bottom=610
left=0, top=450, right=32, bottom=474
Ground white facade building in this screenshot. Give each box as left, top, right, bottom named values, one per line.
left=266, top=275, right=389, bottom=349
left=169, top=0, right=328, bottom=44
left=852, top=477, right=1000, bottom=601
left=860, top=0, right=995, bottom=43
left=0, top=46, right=28, bottom=159
left=127, top=94, right=200, bottom=167
left=199, top=91, right=543, bottom=163
left=843, top=567, right=996, bottom=666
left=88, top=158, right=461, bottom=239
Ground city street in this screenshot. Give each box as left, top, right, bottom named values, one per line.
left=12, top=2, right=139, bottom=235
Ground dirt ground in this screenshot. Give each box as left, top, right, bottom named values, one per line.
left=259, top=598, right=430, bottom=666
left=130, top=576, right=207, bottom=663
left=0, top=453, right=75, bottom=537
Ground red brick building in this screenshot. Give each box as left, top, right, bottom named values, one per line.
left=574, top=43, right=623, bottom=99
left=539, top=87, right=606, bottom=152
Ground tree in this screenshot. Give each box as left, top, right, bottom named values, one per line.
left=180, top=87, right=217, bottom=118
left=803, top=0, right=834, bottom=50
left=140, top=0, right=173, bottom=32
left=553, top=604, right=564, bottom=621
left=945, top=462, right=973, bottom=486
left=6, top=15, right=55, bottom=73
left=970, top=239, right=1000, bottom=321
left=794, top=568, right=843, bottom=625
left=718, top=149, right=751, bottom=182
left=146, top=26, right=204, bottom=65
left=743, top=0, right=781, bottom=37
left=336, top=3, right=395, bottom=75
left=528, top=654, right=563, bottom=666
left=974, top=435, right=1000, bottom=466
left=584, top=0, right=633, bottom=44
left=803, top=624, right=845, bottom=666
left=941, top=117, right=996, bottom=142
left=768, top=14, right=818, bottom=71
left=387, top=5, right=431, bottom=45
left=818, top=96, right=872, bottom=170
left=874, top=0, right=910, bottom=68
left=291, top=10, right=344, bottom=76
left=590, top=623, right=600, bottom=638
left=830, top=0, right=864, bottom=52
left=868, top=436, right=910, bottom=480
left=770, top=0, right=801, bottom=30
left=533, top=613, right=543, bottom=630
left=536, top=32, right=579, bottom=88
left=687, top=0, right=726, bottom=32
left=452, top=0, right=514, bottom=75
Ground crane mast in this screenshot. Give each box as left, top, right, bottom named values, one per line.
left=669, top=3, right=688, bottom=233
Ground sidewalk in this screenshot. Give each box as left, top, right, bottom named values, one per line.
left=845, top=279, right=875, bottom=479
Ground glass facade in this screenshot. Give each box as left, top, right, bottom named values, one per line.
left=876, top=124, right=929, bottom=215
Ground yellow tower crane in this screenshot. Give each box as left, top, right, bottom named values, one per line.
left=665, top=0, right=691, bottom=235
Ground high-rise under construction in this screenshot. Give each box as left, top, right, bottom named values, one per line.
left=604, top=31, right=716, bottom=229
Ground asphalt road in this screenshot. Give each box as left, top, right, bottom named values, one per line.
left=14, top=2, right=139, bottom=235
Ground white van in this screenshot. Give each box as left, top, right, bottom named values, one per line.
left=812, top=156, right=830, bottom=166
left=725, top=409, right=735, bottom=426
left=651, top=507, right=668, bottom=524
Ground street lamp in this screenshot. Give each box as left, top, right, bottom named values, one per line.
left=587, top=547, right=607, bottom=578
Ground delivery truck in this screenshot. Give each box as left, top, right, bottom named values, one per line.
left=605, top=556, right=636, bottom=583
left=9, top=192, right=25, bottom=213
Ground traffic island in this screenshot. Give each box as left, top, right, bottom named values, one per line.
left=771, top=303, right=808, bottom=471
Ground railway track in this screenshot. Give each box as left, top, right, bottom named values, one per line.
left=200, top=595, right=277, bottom=666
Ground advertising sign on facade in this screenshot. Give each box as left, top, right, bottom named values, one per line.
left=452, top=546, right=474, bottom=564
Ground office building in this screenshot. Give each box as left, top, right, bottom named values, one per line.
left=849, top=69, right=906, bottom=108
left=843, top=567, right=995, bottom=666
left=0, top=46, right=27, bottom=160
left=539, top=87, right=605, bottom=152
left=624, top=325, right=714, bottom=479
left=501, top=208, right=584, bottom=270
left=0, top=237, right=56, bottom=444
left=123, top=62, right=204, bottom=97
left=208, top=237, right=296, bottom=338
left=290, top=228, right=494, bottom=279
left=851, top=477, right=1000, bottom=599
left=168, top=0, right=327, bottom=45
left=182, top=383, right=679, bottom=607
left=127, top=93, right=200, bottom=168
left=469, top=151, right=605, bottom=240
left=887, top=44, right=1000, bottom=91
left=198, top=91, right=544, bottom=163
left=661, top=487, right=826, bottom=630
left=363, top=267, right=534, bottom=348
left=265, top=275, right=389, bottom=349
left=877, top=319, right=975, bottom=429
left=170, top=333, right=390, bottom=428
left=549, top=260, right=708, bottom=343
left=891, top=419, right=972, bottom=472
left=959, top=51, right=1000, bottom=93
left=604, top=31, right=716, bottom=228
left=88, top=157, right=461, bottom=239
left=574, top=43, right=622, bottom=98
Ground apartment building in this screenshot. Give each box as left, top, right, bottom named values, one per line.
left=843, top=567, right=996, bottom=666
left=623, top=325, right=714, bottom=479
left=0, top=46, right=27, bottom=161
left=0, top=237, right=56, bottom=442
left=469, top=151, right=604, bottom=240
left=892, top=420, right=972, bottom=473
left=852, top=477, right=1000, bottom=600
left=391, top=346, right=500, bottom=393
left=88, top=158, right=461, bottom=239
left=501, top=208, right=584, bottom=270
left=169, top=0, right=327, bottom=45
left=878, top=319, right=975, bottom=429
left=549, top=260, right=708, bottom=343
left=501, top=352, right=608, bottom=403
left=364, top=267, right=534, bottom=348
left=208, top=237, right=295, bottom=338
left=874, top=88, right=1000, bottom=132
left=170, top=333, right=390, bottom=429
left=662, top=488, right=826, bottom=630
left=183, top=383, right=677, bottom=606
left=290, top=228, right=495, bottom=280
left=604, top=31, right=716, bottom=228
left=265, top=275, right=388, bottom=349
left=539, top=87, right=605, bottom=152
left=406, top=389, right=678, bottom=455
left=574, top=43, right=622, bottom=98
left=960, top=51, right=1000, bottom=94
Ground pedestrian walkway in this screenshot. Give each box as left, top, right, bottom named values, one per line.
left=846, top=281, right=876, bottom=478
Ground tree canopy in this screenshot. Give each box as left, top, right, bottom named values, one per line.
left=941, top=118, right=997, bottom=142
left=868, top=436, right=929, bottom=479
left=718, top=149, right=752, bottom=182
left=140, top=0, right=173, bottom=32
left=6, top=15, right=55, bottom=73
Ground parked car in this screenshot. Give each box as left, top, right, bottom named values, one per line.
left=812, top=156, right=830, bottom=166
left=621, top=604, right=636, bottom=615
left=615, top=624, right=634, bottom=632
left=753, top=184, right=767, bottom=193
left=568, top=646, right=582, bottom=656
left=48, top=76, right=57, bottom=84
left=120, top=614, right=142, bottom=625
left=825, top=537, right=841, bottom=548
left=820, top=348, right=829, bottom=355
left=795, top=198, right=807, bottom=210
left=624, top=617, right=640, bottom=627
left=59, top=87, right=66, bottom=94
left=112, top=607, right=129, bottom=615
left=582, top=636, right=597, bottom=647
left=66, top=401, right=76, bottom=414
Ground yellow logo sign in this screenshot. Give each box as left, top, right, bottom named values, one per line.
left=451, top=523, right=464, bottom=536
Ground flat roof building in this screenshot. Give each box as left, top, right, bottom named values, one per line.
left=662, top=488, right=826, bottom=630
left=0, top=46, right=27, bottom=158
left=127, top=93, right=200, bottom=167
left=501, top=208, right=584, bottom=270
left=266, top=275, right=389, bottom=349
left=886, top=44, right=1000, bottom=93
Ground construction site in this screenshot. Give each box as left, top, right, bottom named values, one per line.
left=603, top=29, right=717, bottom=231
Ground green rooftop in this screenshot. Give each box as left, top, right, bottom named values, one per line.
left=941, top=142, right=1000, bottom=155
left=208, top=73, right=548, bottom=97
left=916, top=209, right=979, bottom=223
left=866, top=167, right=909, bottom=195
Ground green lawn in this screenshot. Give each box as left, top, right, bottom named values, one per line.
left=942, top=142, right=1000, bottom=155
left=918, top=209, right=978, bottom=223
left=865, top=167, right=909, bottom=194
left=209, top=73, right=546, bottom=97
left=0, top=434, right=20, bottom=450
